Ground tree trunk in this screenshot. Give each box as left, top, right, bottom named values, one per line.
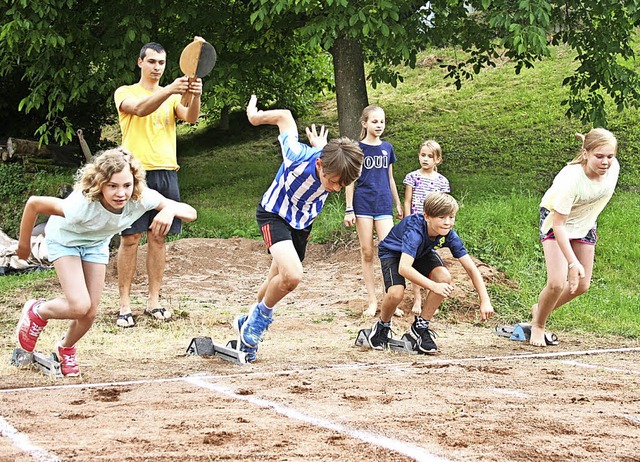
left=219, top=105, right=230, bottom=131
left=330, top=36, right=369, bottom=140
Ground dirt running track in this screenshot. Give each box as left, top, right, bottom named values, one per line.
left=1, top=238, right=639, bottom=461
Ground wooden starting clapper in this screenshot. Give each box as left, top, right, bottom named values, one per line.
left=179, top=36, right=217, bottom=107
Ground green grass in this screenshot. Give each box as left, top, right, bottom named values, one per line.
left=2, top=44, right=639, bottom=338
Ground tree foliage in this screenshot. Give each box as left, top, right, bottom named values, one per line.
left=0, top=0, right=331, bottom=145
left=433, top=0, right=640, bottom=126
left=2, top=0, right=640, bottom=145
left=249, top=0, right=640, bottom=129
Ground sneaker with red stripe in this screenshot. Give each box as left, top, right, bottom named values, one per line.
left=16, top=299, right=47, bottom=352
left=57, top=343, right=80, bottom=377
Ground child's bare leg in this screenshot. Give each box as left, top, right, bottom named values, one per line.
left=356, top=218, right=378, bottom=316
left=531, top=240, right=568, bottom=346
left=532, top=242, right=595, bottom=346
left=38, top=260, right=105, bottom=346
left=257, top=259, right=279, bottom=302
left=530, top=286, right=561, bottom=347
left=261, top=241, right=303, bottom=309
left=374, top=218, right=404, bottom=317
left=379, top=286, right=404, bottom=323
left=421, top=267, right=450, bottom=320
left=549, top=243, right=595, bottom=308
left=411, top=284, right=422, bottom=315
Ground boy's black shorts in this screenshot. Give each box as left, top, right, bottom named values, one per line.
left=380, top=250, right=445, bottom=292
left=256, top=205, right=312, bottom=261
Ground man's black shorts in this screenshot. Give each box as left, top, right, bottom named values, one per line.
left=122, top=170, right=182, bottom=236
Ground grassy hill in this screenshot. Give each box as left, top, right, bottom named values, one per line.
left=176, top=45, right=640, bottom=338
left=3, top=45, right=639, bottom=338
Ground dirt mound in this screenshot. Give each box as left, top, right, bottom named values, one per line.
left=106, top=237, right=507, bottom=321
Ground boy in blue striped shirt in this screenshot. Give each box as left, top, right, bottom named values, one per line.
left=234, top=95, right=364, bottom=362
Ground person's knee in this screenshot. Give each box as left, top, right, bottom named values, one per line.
left=281, top=268, right=303, bottom=292
left=360, top=246, right=375, bottom=263
left=384, top=286, right=404, bottom=306
left=120, top=233, right=142, bottom=248
left=81, top=306, right=99, bottom=324
left=146, top=232, right=166, bottom=247
left=544, top=279, right=565, bottom=296
left=67, top=297, right=93, bottom=318
left=575, top=279, right=591, bottom=296
left=431, top=267, right=451, bottom=284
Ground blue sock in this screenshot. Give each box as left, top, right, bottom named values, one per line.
left=257, top=301, right=273, bottom=317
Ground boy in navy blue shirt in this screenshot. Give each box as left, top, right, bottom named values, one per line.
left=235, top=95, right=364, bottom=362
left=369, top=192, right=494, bottom=353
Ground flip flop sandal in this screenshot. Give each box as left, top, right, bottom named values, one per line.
left=116, top=313, right=135, bottom=328
left=544, top=332, right=559, bottom=346
left=145, top=308, right=171, bottom=321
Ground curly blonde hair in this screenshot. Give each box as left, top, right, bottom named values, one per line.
left=75, top=147, right=146, bottom=202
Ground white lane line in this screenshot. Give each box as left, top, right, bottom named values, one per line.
left=487, top=387, right=530, bottom=398
left=621, top=414, right=640, bottom=425
left=185, top=376, right=450, bottom=462
left=2, top=346, right=639, bottom=394
left=0, top=415, right=61, bottom=462
left=561, top=360, right=640, bottom=376
left=0, top=376, right=186, bottom=394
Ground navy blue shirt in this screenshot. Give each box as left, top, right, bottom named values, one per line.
left=378, top=213, right=468, bottom=260
left=353, top=141, right=396, bottom=216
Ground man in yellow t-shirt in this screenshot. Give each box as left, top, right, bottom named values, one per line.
left=113, top=42, right=202, bottom=327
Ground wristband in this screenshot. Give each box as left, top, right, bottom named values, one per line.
left=345, top=208, right=354, bottom=214
left=568, top=261, right=578, bottom=269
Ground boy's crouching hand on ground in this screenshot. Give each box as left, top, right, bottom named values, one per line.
left=458, top=254, right=494, bottom=321
left=478, top=300, right=494, bottom=321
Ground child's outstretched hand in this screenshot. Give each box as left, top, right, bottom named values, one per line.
left=479, top=300, right=494, bottom=321
left=568, top=262, right=585, bottom=293
left=149, top=209, right=175, bottom=236
left=343, top=211, right=356, bottom=227
left=246, top=94, right=262, bottom=126
left=305, top=124, right=328, bottom=149
left=395, top=202, right=403, bottom=220
left=16, top=241, right=31, bottom=261
left=432, top=282, right=454, bottom=298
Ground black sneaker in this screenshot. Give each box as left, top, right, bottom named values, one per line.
left=409, top=317, right=438, bottom=354
left=368, top=320, right=391, bottom=350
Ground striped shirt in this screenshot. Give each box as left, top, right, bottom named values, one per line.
left=403, top=170, right=450, bottom=215
left=260, top=132, right=328, bottom=230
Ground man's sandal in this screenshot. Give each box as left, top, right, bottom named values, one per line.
left=145, top=308, right=171, bottom=321
left=116, top=313, right=135, bottom=328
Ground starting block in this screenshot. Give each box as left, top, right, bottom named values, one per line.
left=354, top=329, right=418, bottom=355
left=11, top=347, right=63, bottom=378
left=186, top=337, right=248, bottom=365
left=495, top=323, right=559, bottom=345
